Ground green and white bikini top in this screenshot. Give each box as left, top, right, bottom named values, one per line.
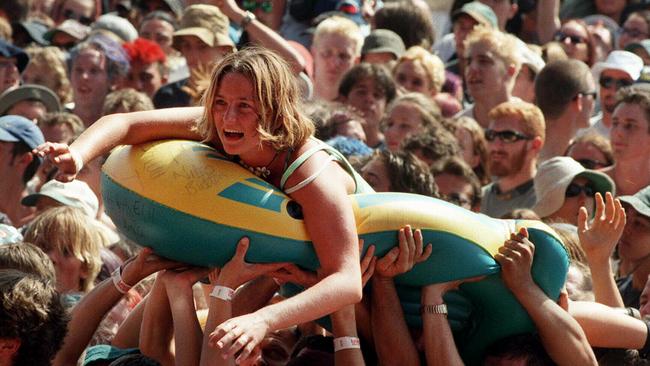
left=279, top=139, right=374, bottom=195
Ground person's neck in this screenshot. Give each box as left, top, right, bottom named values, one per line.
left=74, top=101, right=103, bottom=127
left=0, top=179, right=28, bottom=226
left=539, top=119, right=573, bottom=162
left=613, top=158, right=650, bottom=196
left=312, top=76, right=338, bottom=101
left=602, top=110, right=612, bottom=129
left=473, top=90, right=511, bottom=128
left=496, top=162, right=536, bottom=193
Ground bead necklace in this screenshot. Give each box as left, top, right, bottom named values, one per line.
left=239, top=150, right=280, bottom=178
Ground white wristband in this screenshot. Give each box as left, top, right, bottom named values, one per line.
left=333, top=336, right=360, bottom=352
left=210, top=285, right=235, bottom=301
left=69, top=148, right=84, bottom=173
left=111, top=266, right=132, bottom=294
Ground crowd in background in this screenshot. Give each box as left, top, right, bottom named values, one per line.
left=2, top=0, right=650, bottom=364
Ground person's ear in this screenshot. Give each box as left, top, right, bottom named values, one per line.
left=354, top=55, right=361, bottom=65
left=573, top=93, right=584, bottom=112
left=506, top=63, right=517, bottom=78
left=530, top=136, right=544, bottom=151
left=0, top=338, right=21, bottom=360
left=509, top=3, right=519, bottom=20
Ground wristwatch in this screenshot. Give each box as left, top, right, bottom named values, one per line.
left=421, top=303, right=448, bottom=316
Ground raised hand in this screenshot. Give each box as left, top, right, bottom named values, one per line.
left=375, top=226, right=432, bottom=279
left=578, top=192, right=626, bottom=265
left=495, top=227, right=535, bottom=294
left=32, top=142, right=83, bottom=182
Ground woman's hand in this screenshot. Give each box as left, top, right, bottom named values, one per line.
left=578, top=192, right=626, bottom=265
left=32, top=142, right=83, bottom=182
left=121, top=247, right=184, bottom=287
left=209, top=312, right=270, bottom=364
left=376, top=226, right=432, bottom=279
left=216, top=237, right=288, bottom=289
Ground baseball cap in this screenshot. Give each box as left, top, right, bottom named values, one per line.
left=533, top=156, right=615, bottom=218
left=592, top=50, right=643, bottom=81
left=83, top=345, right=140, bottom=365
left=173, top=4, right=234, bottom=49
left=0, top=39, right=29, bottom=73
left=92, top=14, right=139, bottom=42
left=516, top=39, right=545, bottom=74
left=0, top=84, right=61, bottom=116
left=22, top=180, right=99, bottom=218
left=0, top=224, right=22, bottom=246
left=361, top=29, right=406, bottom=59
left=452, top=2, right=498, bottom=29
left=12, top=20, right=50, bottom=46
left=43, top=19, right=91, bottom=43
left=619, top=185, right=650, bottom=219
left=0, top=115, right=45, bottom=150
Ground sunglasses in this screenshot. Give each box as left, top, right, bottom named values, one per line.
left=484, top=129, right=532, bottom=143
left=565, top=183, right=595, bottom=198
left=599, top=76, right=634, bottom=90
left=554, top=31, right=587, bottom=45
left=63, top=9, right=93, bottom=26
left=576, top=158, right=607, bottom=170
left=240, top=0, right=273, bottom=13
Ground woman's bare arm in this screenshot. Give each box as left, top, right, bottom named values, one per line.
left=35, top=107, right=205, bottom=181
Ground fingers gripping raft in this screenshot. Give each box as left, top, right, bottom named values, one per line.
left=102, top=140, right=569, bottom=363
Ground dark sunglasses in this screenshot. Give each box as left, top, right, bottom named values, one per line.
left=599, top=76, right=634, bottom=90
left=565, top=183, right=596, bottom=198
left=554, top=31, right=586, bottom=45
left=484, top=129, right=532, bottom=143
left=576, top=158, right=607, bottom=170
left=240, top=0, right=273, bottom=13
left=63, top=9, right=93, bottom=26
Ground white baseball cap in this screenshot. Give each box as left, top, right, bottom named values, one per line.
left=533, top=157, right=615, bottom=218
left=592, top=50, right=644, bottom=81
left=22, top=180, right=99, bottom=218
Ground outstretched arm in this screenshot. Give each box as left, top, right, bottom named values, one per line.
left=496, top=228, right=597, bottom=366
left=35, top=107, right=205, bottom=181
left=578, top=192, right=626, bottom=308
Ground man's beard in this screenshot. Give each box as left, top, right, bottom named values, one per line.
left=488, top=148, right=526, bottom=178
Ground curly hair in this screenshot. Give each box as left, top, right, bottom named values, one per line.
left=24, top=46, right=74, bottom=104
left=371, top=149, right=438, bottom=197
left=401, top=125, right=460, bottom=166
left=0, top=269, right=68, bottom=366
left=0, top=242, right=56, bottom=282
left=393, top=46, right=446, bottom=94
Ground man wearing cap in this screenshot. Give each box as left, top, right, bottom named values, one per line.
left=586, top=50, right=643, bottom=138
left=532, top=156, right=615, bottom=225
left=616, top=185, right=650, bottom=307
left=0, top=84, right=62, bottom=122
left=480, top=100, right=545, bottom=218
left=43, top=19, right=91, bottom=50
left=22, top=179, right=99, bottom=219
left=0, top=115, right=44, bottom=226
left=0, top=39, right=28, bottom=95
left=361, top=29, right=405, bottom=65
left=512, top=40, right=545, bottom=104
left=535, top=59, right=597, bottom=161
left=153, top=4, right=235, bottom=108
left=434, top=1, right=497, bottom=76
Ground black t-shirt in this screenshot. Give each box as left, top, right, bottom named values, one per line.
left=153, top=78, right=190, bottom=109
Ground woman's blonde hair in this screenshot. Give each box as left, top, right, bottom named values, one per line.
left=394, top=46, right=446, bottom=94
left=23, top=206, right=103, bottom=293
left=24, top=46, right=74, bottom=104
left=383, top=92, right=442, bottom=131
left=199, top=47, right=314, bottom=151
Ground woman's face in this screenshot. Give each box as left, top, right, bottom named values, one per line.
left=551, top=176, right=595, bottom=225
left=361, top=156, right=391, bottom=192
left=619, top=14, right=649, bottom=50
left=45, top=246, right=86, bottom=293
left=611, top=102, right=650, bottom=162
left=212, top=72, right=262, bottom=158
left=558, top=21, right=590, bottom=64
left=71, top=49, right=111, bottom=107
left=394, top=60, right=431, bottom=95
left=384, top=102, right=423, bottom=151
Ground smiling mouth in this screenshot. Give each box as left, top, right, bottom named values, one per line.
left=223, top=129, right=244, bottom=139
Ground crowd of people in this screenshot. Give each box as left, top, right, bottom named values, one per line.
left=1, top=0, right=650, bottom=365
